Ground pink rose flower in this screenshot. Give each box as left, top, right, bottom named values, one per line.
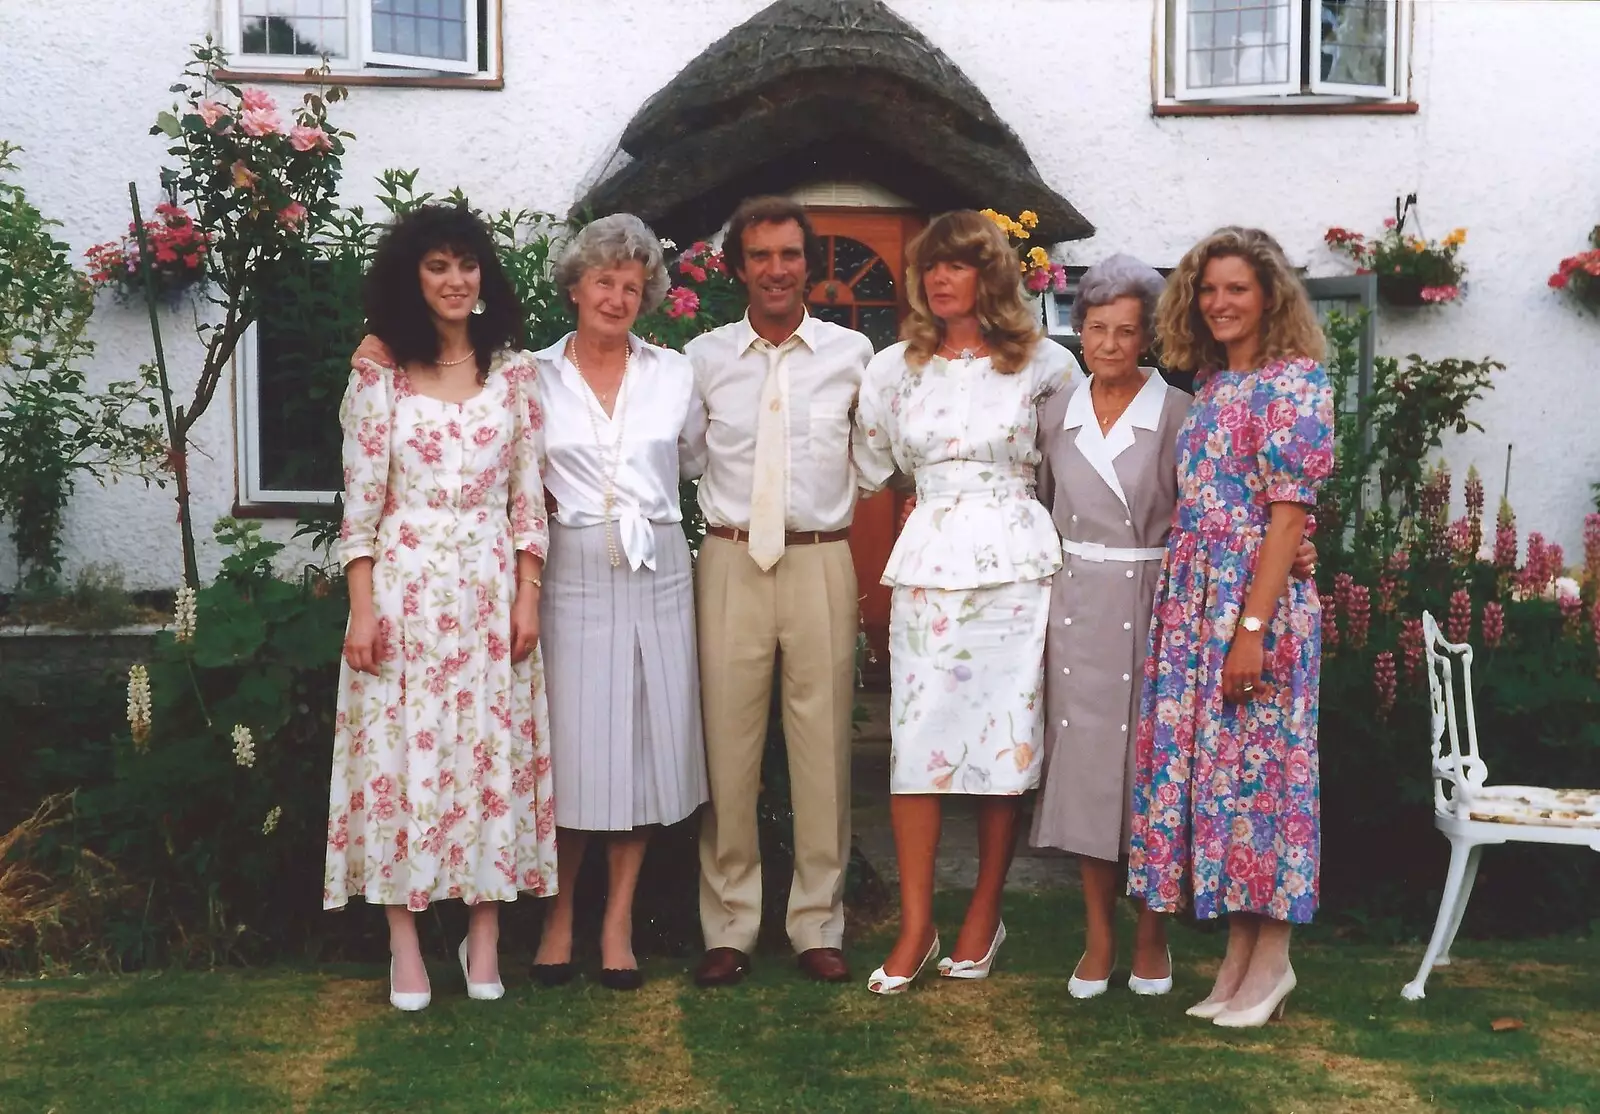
left=276, top=201, right=308, bottom=230
left=240, top=106, right=283, bottom=137
left=231, top=160, right=260, bottom=191
left=290, top=124, right=332, bottom=152
left=197, top=100, right=230, bottom=129
left=241, top=88, right=276, bottom=113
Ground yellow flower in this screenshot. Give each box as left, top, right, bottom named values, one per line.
left=1028, top=246, right=1050, bottom=268
left=1444, top=228, right=1467, bottom=247
left=1019, top=210, right=1039, bottom=230
left=1410, top=239, right=1428, bottom=253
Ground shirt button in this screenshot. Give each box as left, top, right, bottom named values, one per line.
left=1120, top=724, right=1128, bottom=732
left=1125, top=569, right=1135, bottom=578
left=1122, top=673, right=1131, bottom=682
left=1067, top=571, right=1074, bottom=578
left=1063, top=667, right=1071, bottom=676
left=1064, top=618, right=1073, bottom=626
left=1060, top=719, right=1069, bottom=728
left=1070, top=514, right=1079, bottom=522
left=1123, top=621, right=1132, bottom=630
left=1124, top=519, right=1132, bottom=527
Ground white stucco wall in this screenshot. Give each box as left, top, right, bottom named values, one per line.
left=3, top=0, right=1597, bottom=588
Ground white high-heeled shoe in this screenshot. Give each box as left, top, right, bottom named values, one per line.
left=458, top=938, right=506, bottom=1001
left=1128, top=948, right=1174, bottom=996
left=1067, top=952, right=1114, bottom=999
left=389, top=959, right=431, bottom=1012
left=938, top=921, right=1007, bottom=980
left=867, top=933, right=940, bottom=996
left=1213, top=965, right=1296, bottom=1028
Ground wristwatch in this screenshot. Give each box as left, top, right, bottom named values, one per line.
left=1240, top=616, right=1264, bottom=634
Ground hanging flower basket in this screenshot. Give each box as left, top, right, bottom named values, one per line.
left=1326, top=195, right=1466, bottom=308
left=1548, top=225, right=1600, bottom=310
left=85, top=202, right=209, bottom=302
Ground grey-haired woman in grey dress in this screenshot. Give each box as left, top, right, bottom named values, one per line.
left=1031, top=255, right=1317, bottom=1001
left=1031, top=255, right=1186, bottom=1000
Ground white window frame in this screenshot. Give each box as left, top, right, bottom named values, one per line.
left=363, top=0, right=480, bottom=75
left=221, top=0, right=500, bottom=81
left=1173, top=0, right=1304, bottom=102
left=1309, top=0, right=1398, bottom=98
left=1156, top=0, right=1410, bottom=106
left=234, top=322, right=339, bottom=507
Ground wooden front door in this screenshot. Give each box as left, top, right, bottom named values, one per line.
left=805, top=209, right=923, bottom=689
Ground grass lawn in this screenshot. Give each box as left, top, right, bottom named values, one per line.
left=1, top=890, right=1595, bottom=1113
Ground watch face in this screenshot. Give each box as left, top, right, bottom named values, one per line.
left=1242, top=617, right=1263, bottom=632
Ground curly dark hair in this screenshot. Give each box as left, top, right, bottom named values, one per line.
left=722, top=196, right=825, bottom=284
left=363, top=204, right=525, bottom=380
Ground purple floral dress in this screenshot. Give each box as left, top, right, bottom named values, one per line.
left=1127, top=357, right=1335, bottom=923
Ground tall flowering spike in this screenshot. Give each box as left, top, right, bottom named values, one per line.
left=262, top=805, right=282, bottom=835
left=1544, top=543, right=1566, bottom=590
left=1584, top=513, right=1600, bottom=587
left=1325, top=603, right=1341, bottom=650
left=1347, top=585, right=1372, bottom=649
left=1592, top=599, right=1600, bottom=681
left=1446, top=517, right=1473, bottom=564
left=1481, top=602, right=1505, bottom=648
left=231, top=724, right=256, bottom=769
left=1373, top=651, right=1397, bottom=719
left=1377, top=571, right=1400, bottom=615
left=173, top=584, right=197, bottom=642
left=1447, top=589, right=1473, bottom=646
left=1560, top=592, right=1583, bottom=636
left=1493, top=499, right=1518, bottom=570
left=1334, top=572, right=1356, bottom=617
left=127, top=664, right=152, bottom=751
left=1400, top=617, right=1425, bottom=682
left=1464, top=467, right=1485, bottom=558
left=1517, top=532, right=1549, bottom=599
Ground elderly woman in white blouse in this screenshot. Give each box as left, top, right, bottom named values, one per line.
left=527, top=213, right=710, bottom=991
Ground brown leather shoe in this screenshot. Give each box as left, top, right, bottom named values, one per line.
left=797, top=947, right=851, bottom=983
left=694, top=947, right=751, bottom=988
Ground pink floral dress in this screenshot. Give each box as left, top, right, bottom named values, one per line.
left=1127, top=357, right=1334, bottom=924
left=323, top=352, right=559, bottom=911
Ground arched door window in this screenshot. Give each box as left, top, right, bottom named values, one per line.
left=808, top=235, right=901, bottom=351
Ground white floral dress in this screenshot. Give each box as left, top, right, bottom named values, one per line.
left=855, top=340, right=1081, bottom=794
left=323, top=352, right=559, bottom=911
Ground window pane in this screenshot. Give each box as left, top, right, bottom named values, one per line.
left=242, top=0, right=348, bottom=57
left=373, top=0, right=467, bottom=62
left=855, top=306, right=900, bottom=352
left=252, top=257, right=365, bottom=496
left=1186, top=0, right=1291, bottom=90
left=1320, top=0, right=1389, bottom=86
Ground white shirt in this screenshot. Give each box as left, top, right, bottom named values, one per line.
left=685, top=312, right=876, bottom=534
left=533, top=333, right=707, bottom=571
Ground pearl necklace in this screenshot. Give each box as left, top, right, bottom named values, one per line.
left=568, top=338, right=632, bottom=569
left=434, top=348, right=476, bottom=368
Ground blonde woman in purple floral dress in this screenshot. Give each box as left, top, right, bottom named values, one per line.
left=1128, top=228, right=1334, bottom=1028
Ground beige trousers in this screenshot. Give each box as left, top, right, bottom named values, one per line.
left=696, top=534, right=857, bottom=953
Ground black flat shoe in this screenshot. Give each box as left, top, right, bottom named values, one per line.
left=599, top=967, right=643, bottom=991
left=531, top=962, right=574, bottom=987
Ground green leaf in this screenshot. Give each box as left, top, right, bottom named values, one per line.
left=156, top=111, right=182, bottom=137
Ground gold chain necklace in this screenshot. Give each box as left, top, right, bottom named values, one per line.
left=568, top=338, right=632, bottom=568
left=434, top=348, right=476, bottom=368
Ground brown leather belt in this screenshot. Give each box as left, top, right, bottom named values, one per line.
left=706, top=525, right=850, bottom=546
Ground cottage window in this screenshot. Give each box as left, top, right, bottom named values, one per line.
left=1160, top=0, right=1407, bottom=106
left=234, top=259, right=355, bottom=507
left=223, top=0, right=500, bottom=84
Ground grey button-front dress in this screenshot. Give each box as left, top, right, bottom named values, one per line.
left=1029, top=370, right=1192, bottom=861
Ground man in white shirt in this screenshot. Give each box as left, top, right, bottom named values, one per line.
left=687, top=197, right=875, bottom=987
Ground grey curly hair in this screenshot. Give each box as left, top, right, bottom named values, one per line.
left=1070, top=253, right=1167, bottom=345
left=553, top=213, right=671, bottom=315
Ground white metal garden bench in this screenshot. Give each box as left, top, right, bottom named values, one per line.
left=1400, top=610, right=1600, bottom=1001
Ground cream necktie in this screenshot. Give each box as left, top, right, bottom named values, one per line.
left=746, top=339, right=790, bottom=571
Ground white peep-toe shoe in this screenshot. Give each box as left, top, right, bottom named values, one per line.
left=389, top=959, right=431, bottom=1012
left=867, top=933, right=940, bottom=996
left=458, top=938, right=506, bottom=1001
left=1067, top=952, right=1114, bottom=999
left=1128, top=948, right=1174, bottom=996
left=938, top=921, right=1007, bottom=980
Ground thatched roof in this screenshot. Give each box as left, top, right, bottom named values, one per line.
left=574, top=0, right=1092, bottom=245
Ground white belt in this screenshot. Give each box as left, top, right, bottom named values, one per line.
left=1061, top=538, right=1165, bottom=563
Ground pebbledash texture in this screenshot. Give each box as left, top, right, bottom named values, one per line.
left=323, top=353, right=558, bottom=911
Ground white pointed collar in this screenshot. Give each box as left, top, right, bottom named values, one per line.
left=1061, top=369, right=1168, bottom=511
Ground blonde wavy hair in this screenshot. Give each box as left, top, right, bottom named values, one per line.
left=903, top=210, right=1042, bottom=375
left=1156, top=226, right=1325, bottom=376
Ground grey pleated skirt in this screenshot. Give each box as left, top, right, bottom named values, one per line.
left=540, top=521, right=708, bottom=831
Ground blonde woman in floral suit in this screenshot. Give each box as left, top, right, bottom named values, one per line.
left=855, top=210, right=1081, bottom=993
left=327, top=205, right=558, bottom=1011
